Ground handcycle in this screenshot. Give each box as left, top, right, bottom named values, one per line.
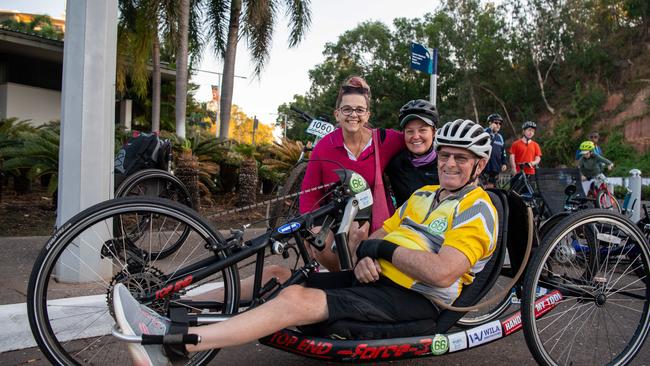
left=585, top=173, right=621, bottom=213
left=267, top=106, right=335, bottom=228
left=28, top=170, right=650, bottom=365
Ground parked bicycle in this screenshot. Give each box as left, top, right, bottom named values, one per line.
left=267, top=107, right=334, bottom=228
left=585, top=173, right=621, bottom=213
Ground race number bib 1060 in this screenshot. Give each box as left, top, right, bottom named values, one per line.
left=305, top=119, right=335, bottom=139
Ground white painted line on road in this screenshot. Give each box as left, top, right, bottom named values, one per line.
left=0, top=282, right=223, bottom=353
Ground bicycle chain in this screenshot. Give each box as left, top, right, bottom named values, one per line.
left=203, top=182, right=335, bottom=222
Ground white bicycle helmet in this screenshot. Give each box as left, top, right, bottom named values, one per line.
left=434, top=119, right=492, bottom=159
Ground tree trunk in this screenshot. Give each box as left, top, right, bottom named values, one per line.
left=532, top=48, right=555, bottom=115
left=480, top=85, right=516, bottom=136
left=152, top=24, right=161, bottom=133
left=469, top=82, right=479, bottom=124
left=175, top=0, right=190, bottom=139
left=219, top=0, right=242, bottom=141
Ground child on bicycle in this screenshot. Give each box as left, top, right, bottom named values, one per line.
left=577, top=140, right=614, bottom=195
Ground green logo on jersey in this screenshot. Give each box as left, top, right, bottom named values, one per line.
left=431, top=334, right=449, bottom=355
left=428, top=217, right=448, bottom=235
left=349, top=172, right=368, bottom=193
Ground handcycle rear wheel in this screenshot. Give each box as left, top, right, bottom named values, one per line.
left=521, top=209, right=650, bottom=366
left=457, top=272, right=516, bottom=326
left=115, top=169, right=193, bottom=259
left=27, top=197, right=240, bottom=366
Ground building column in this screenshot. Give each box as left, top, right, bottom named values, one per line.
left=55, top=0, right=118, bottom=282
left=119, top=99, right=132, bottom=130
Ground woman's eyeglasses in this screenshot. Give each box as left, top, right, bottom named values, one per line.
left=339, top=106, right=369, bottom=116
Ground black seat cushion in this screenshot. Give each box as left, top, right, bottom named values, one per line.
left=301, top=189, right=508, bottom=340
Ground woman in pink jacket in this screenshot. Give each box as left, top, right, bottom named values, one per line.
left=299, top=76, right=404, bottom=270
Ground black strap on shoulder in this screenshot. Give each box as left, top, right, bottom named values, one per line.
left=379, top=128, right=386, bottom=143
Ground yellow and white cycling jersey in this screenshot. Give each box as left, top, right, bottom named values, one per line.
left=380, top=185, right=498, bottom=304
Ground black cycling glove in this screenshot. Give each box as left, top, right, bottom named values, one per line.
left=356, top=239, right=398, bottom=262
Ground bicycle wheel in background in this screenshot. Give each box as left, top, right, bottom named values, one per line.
left=115, top=169, right=193, bottom=207
left=521, top=209, right=650, bottom=366
left=597, top=190, right=622, bottom=213
left=268, top=162, right=307, bottom=228
left=28, top=197, right=240, bottom=366
left=115, top=169, right=193, bottom=259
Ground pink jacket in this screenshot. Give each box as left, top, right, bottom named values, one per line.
left=299, top=127, right=404, bottom=217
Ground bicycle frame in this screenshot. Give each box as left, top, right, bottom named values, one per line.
left=140, top=185, right=360, bottom=309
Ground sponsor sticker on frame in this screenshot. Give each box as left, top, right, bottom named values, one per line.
left=466, top=320, right=503, bottom=348
left=447, top=331, right=468, bottom=353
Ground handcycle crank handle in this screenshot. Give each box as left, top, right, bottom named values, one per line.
left=334, top=198, right=360, bottom=270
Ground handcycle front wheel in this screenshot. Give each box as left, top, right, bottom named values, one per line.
left=27, top=197, right=240, bottom=366
left=521, top=209, right=650, bottom=366
left=115, top=169, right=194, bottom=259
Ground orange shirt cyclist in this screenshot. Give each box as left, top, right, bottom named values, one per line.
left=509, top=121, right=542, bottom=175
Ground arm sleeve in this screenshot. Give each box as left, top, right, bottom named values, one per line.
left=596, top=154, right=613, bottom=166
left=380, top=129, right=405, bottom=165
left=298, top=147, right=324, bottom=214
left=500, top=136, right=507, bottom=165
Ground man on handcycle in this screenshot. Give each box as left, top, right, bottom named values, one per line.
left=111, top=119, right=498, bottom=365
left=577, top=140, right=614, bottom=196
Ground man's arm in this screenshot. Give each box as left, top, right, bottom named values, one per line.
left=509, top=153, right=517, bottom=173
left=391, top=246, right=470, bottom=288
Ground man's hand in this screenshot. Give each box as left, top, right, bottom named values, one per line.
left=608, top=164, right=614, bottom=171
left=501, top=164, right=507, bottom=172
left=354, top=257, right=381, bottom=283
left=581, top=175, right=587, bottom=181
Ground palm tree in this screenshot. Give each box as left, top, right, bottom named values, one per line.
left=116, top=0, right=162, bottom=131
left=204, top=0, right=312, bottom=140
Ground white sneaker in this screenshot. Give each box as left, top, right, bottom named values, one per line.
left=112, top=283, right=172, bottom=366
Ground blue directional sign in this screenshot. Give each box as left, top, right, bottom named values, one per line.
left=410, top=42, right=436, bottom=75
left=410, top=42, right=432, bottom=74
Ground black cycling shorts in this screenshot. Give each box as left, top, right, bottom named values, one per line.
left=305, top=271, right=438, bottom=323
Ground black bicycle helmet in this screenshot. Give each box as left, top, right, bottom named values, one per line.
left=521, top=121, right=537, bottom=130
left=487, top=113, right=503, bottom=123
left=398, top=99, right=439, bottom=129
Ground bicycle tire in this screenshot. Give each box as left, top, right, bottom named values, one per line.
left=28, top=197, right=240, bottom=366
left=597, top=191, right=621, bottom=213
left=521, top=209, right=650, bottom=366
left=456, top=273, right=515, bottom=326
left=268, top=162, right=307, bottom=228
left=115, top=169, right=193, bottom=259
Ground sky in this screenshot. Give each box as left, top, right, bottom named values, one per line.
left=1, top=0, right=438, bottom=129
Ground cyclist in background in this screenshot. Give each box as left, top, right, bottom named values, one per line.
left=575, top=131, right=602, bottom=160
left=578, top=140, right=614, bottom=194
left=480, top=113, right=508, bottom=188
left=509, top=121, right=542, bottom=176
left=386, top=99, right=440, bottom=207
left=298, top=76, right=404, bottom=270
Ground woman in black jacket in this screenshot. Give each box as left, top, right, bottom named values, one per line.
left=386, top=99, right=440, bottom=207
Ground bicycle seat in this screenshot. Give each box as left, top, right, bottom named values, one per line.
left=298, top=190, right=508, bottom=339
